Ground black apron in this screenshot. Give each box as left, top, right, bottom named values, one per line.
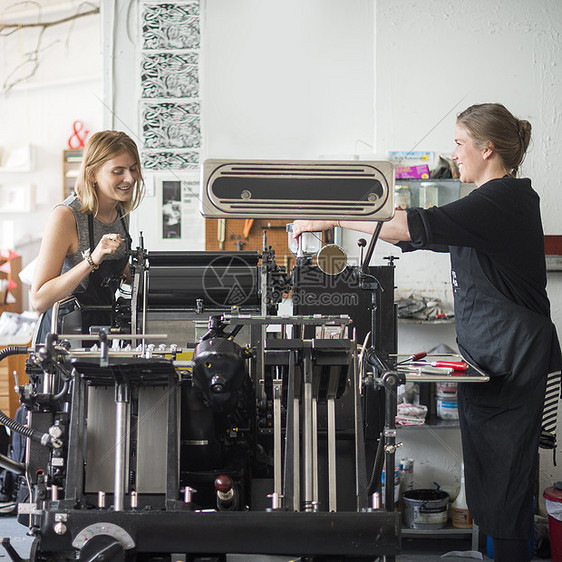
left=35, top=212, right=131, bottom=345
left=452, top=246, right=561, bottom=539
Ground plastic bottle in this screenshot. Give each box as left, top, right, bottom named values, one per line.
left=451, top=465, right=473, bottom=528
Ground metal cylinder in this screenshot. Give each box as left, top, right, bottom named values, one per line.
left=98, top=491, right=106, bottom=508
left=113, top=384, right=130, bottom=512
left=272, top=372, right=283, bottom=499
left=268, top=492, right=282, bottom=510
left=184, top=486, right=195, bottom=503
left=302, top=350, right=314, bottom=511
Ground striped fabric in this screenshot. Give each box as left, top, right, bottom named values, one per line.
left=540, top=370, right=562, bottom=451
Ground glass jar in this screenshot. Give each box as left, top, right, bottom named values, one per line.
left=286, top=223, right=322, bottom=255
left=394, top=184, right=411, bottom=210
left=419, top=182, right=439, bottom=209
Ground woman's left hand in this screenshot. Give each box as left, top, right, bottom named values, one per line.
left=292, top=220, right=337, bottom=239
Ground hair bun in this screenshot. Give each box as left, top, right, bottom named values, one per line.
left=517, top=119, right=532, bottom=147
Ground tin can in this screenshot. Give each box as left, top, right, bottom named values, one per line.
left=436, top=398, right=459, bottom=420
left=403, top=489, right=449, bottom=529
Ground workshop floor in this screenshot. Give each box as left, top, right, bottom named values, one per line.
left=0, top=516, right=550, bottom=561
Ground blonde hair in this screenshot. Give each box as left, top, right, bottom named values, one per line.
left=75, top=131, right=145, bottom=216
left=457, top=103, right=532, bottom=177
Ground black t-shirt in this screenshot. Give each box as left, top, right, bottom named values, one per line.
left=397, top=176, right=550, bottom=317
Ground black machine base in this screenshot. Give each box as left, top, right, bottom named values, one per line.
left=28, top=509, right=400, bottom=561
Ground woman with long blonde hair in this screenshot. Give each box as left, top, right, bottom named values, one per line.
left=31, top=130, right=145, bottom=341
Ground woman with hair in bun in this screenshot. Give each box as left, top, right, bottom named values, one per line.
left=31, top=130, right=145, bottom=343
left=294, top=103, right=561, bottom=561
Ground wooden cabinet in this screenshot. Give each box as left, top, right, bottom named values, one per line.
left=63, top=149, right=83, bottom=199
left=0, top=345, right=28, bottom=418
left=0, top=253, right=28, bottom=417
left=0, top=254, right=22, bottom=315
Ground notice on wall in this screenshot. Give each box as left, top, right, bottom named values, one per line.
left=159, top=173, right=204, bottom=247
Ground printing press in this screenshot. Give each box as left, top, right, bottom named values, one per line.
left=0, top=160, right=488, bottom=562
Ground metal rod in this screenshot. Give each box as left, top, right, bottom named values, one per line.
left=384, top=379, right=398, bottom=512
left=327, top=397, right=337, bottom=512
left=361, top=221, right=383, bottom=274
left=221, top=314, right=351, bottom=326
left=272, top=371, right=283, bottom=501
left=131, top=269, right=141, bottom=337
left=293, top=395, right=300, bottom=510
left=57, top=333, right=168, bottom=340
left=142, top=269, right=149, bottom=353
left=50, top=296, right=79, bottom=335
left=312, top=396, right=318, bottom=507
left=51, top=301, right=60, bottom=335
left=113, top=383, right=130, bottom=511
left=302, top=349, right=314, bottom=511
left=353, top=331, right=369, bottom=510
left=282, top=352, right=298, bottom=511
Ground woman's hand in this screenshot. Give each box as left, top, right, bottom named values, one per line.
left=292, top=220, right=337, bottom=239
left=90, top=233, right=124, bottom=266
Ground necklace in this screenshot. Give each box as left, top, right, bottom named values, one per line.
left=96, top=207, right=118, bottom=224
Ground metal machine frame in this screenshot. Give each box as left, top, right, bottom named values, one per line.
left=0, top=160, right=489, bottom=561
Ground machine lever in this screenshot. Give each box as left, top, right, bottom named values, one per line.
left=1, top=538, right=24, bottom=562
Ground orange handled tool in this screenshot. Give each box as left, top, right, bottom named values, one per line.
left=397, top=351, right=427, bottom=365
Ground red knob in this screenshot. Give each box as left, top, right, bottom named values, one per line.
left=215, top=474, right=233, bottom=493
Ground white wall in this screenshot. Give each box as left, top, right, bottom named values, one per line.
left=0, top=2, right=103, bottom=309
left=202, top=0, right=375, bottom=161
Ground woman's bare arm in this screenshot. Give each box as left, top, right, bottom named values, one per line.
left=30, top=206, right=92, bottom=314
left=292, top=211, right=411, bottom=244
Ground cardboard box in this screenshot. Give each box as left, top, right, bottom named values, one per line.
left=395, top=164, right=430, bottom=179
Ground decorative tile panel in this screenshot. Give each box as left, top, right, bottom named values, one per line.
left=140, top=1, right=201, bottom=170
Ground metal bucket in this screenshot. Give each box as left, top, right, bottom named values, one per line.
left=402, top=489, right=449, bottom=529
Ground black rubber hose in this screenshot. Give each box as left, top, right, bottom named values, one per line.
left=367, top=431, right=385, bottom=496
left=0, top=346, right=29, bottom=362
left=0, top=452, right=25, bottom=475
left=0, top=347, right=51, bottom=444
left=0, top=409, right=51, bottom=447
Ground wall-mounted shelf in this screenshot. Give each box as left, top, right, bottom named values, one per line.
left=393, top=179, right=475, bottom=209
left=63, top=149, right=82, bottom=199
left=399, top=418, right=459, bottom=430
left=398, top=318, right=455, bottom=325
left=402, top=523, right=478, bottom=550
left=0, top=144, right=34, bottom=173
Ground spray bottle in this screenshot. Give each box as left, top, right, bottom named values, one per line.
left=451, top=463, right=472, bottom=528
